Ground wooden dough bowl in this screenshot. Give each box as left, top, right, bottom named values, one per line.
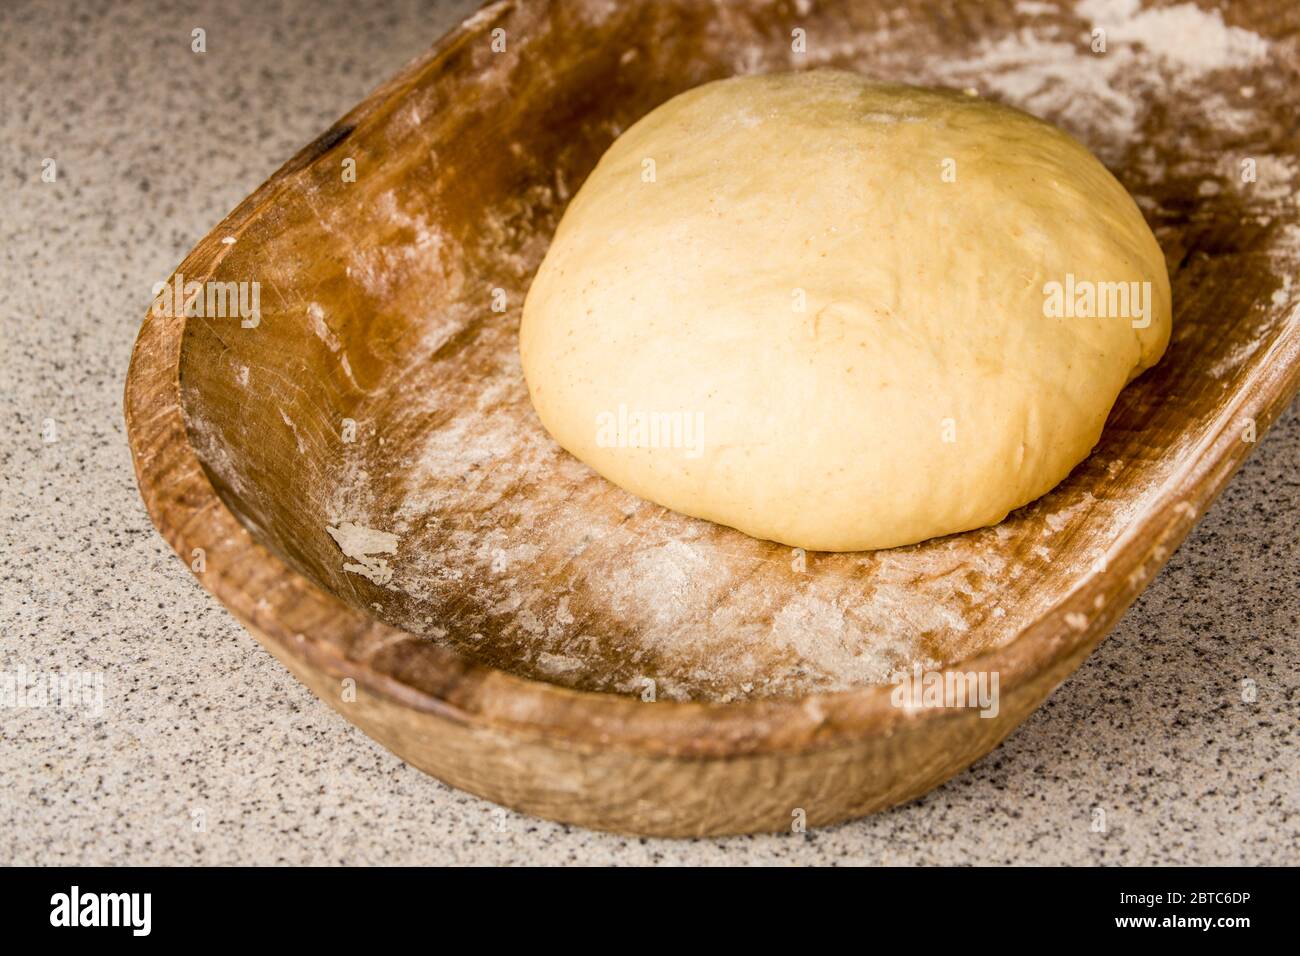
left=125, top=0, right=1300, bottom=836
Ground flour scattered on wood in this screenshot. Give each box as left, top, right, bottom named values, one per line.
left=327, top=521, right=400, bottom=586
left=307, top=302, right=341, bottom=352
left=924, top=0, right=1270, bottom=151
left=1076, top=0, right=1267, bottom=71
left=277, top=408, right=306, bottom=455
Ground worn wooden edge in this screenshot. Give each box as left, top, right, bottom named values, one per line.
left=123, top=0, right=1300, bottom=762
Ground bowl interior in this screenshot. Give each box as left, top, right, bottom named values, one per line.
left=177, top=0, right=1299, bottom=702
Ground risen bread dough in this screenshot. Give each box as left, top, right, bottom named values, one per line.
left=520, top=70, right=1171, bottom=552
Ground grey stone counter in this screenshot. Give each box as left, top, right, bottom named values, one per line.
left=1, top=0, right=1295, bottom=865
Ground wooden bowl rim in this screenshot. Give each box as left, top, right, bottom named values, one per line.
left=123, top=0, right=1300, bottom=760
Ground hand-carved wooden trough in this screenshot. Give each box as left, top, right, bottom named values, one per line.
left=125, top=0, right=1300, bottom=835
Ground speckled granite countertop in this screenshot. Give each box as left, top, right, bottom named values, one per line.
left=2, top=0, right=1296, bottom=865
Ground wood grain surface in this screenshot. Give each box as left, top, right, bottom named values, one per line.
left=125, top=0, right=1300, bottom=835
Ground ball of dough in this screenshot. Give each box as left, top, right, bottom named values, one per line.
left=520, top=70, right=1171, bottom=552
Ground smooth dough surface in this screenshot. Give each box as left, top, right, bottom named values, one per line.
left=520, top=70, right=1171, bottom=552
